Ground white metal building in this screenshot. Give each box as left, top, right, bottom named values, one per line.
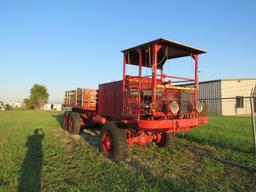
left=185, top=78, right=256, bottom=116
left=43, top=103, right=63, bottom=111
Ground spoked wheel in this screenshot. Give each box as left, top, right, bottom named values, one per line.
left=67, top=112, right=81, bottom=135
left=62, top=111, right=70, bottom=130
left=156, top=132, right=172, bottom=147
left=100, top=122, right=127, bottom=161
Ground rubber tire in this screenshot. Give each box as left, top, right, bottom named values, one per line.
left=62, top=111, right=70, bottom=130
left=100, top=122, right=128, bottom=161
left=157, top=132, right=172, bottom=147
left=68, top=112, right=81, bottom=135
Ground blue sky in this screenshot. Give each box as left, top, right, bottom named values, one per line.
left=0, top=0, right=256, bottom=103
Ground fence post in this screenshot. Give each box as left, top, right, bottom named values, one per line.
left=250, top=87, right=256, bottom=155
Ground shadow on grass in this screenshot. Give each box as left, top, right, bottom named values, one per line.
left=18, top=129, right=44, bottom=192
left=80, top=128, right=101, bottom=148
left=53, top=113, right=100, bottom=148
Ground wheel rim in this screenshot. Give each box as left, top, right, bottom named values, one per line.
left=101, top=130, right=113, bottom=155
left=68, top=116, right=73, bottom=132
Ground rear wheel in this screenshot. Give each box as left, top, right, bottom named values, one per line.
left=100, top=122, right=127, bottom=161
left=67, top=112, right=81, bottom=135
left=62, top=111, right=70, bottom=130
left=156, top=132, right=172, bottom=147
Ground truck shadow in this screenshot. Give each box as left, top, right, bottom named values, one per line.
left=18, top=128, right=44, bottom=192
left=80, top=129, right=101, bottom=148
left=53, top=113, right=101, bottom=149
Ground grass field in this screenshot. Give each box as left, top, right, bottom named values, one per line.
left=182, top=116, right=254, bottom=153
left=0, top=111, right=256, bottom=192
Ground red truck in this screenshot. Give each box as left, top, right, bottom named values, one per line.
left=62, top=38, right=208, bottom=161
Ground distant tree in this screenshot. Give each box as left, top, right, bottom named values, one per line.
left=30, top=84, right=49, bottom=108
left=24, top=84, right=49, bottom=110
left=5, top=104, right=13, bottom=110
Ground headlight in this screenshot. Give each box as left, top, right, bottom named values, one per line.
left=196, top=101, right=203, bottom=113
left=170, top=101, right=179, bottom=114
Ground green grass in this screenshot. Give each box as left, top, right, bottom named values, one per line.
left=182, top=116, right=254, bottom=153
left=0, top=111, right=256, bottom=192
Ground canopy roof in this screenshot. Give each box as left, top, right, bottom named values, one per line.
left=122, top=38, right=206, bottom=69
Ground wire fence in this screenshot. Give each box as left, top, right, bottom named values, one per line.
left=197, top=95, right=256, bottom=155
left=199, top=97, right=255, bottom=117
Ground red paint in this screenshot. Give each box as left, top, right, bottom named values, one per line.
left=63, top=115, right=67, bottom=128
left=138, top=117, right=208, bottom=131
left=92, top=115, right=107, bottom=124
left=68, top=116, right=73, bottom=132
left=101, top=129, right=113, bottom=154
left=98, top=81, right=123, bottom=118
left=126, top=130, right=163, bottom=146
left=192, top=54, right=199, bottom=106
left=158, top=74, right=194, bottom=82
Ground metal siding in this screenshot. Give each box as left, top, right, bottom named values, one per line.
left=197, top=80, right=221, bottom=115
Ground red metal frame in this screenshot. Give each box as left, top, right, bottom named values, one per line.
left=126, top=130, right=159, bottom=146
left=192, top=54, right=199, bottom=104
left=69, top=105, right=96, bottom=111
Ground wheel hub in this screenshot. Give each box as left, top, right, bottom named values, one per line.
left=101, top=130, right=113, bottom=154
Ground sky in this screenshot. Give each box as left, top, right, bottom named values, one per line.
left=0, top=0, right=256, bottom=103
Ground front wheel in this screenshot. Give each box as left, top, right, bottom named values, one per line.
left=156, top=132, right=172, bottom=147
left=100, top=122, right=127, bottom=161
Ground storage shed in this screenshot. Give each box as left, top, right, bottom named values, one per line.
left=184, top=78, right=256, bottom=116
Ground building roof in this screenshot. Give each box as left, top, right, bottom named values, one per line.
left=121, top=38, right=206, bottom=69
left=181, top=78, right=256, bottom=85
left=220, top=78, right=256, bottom=81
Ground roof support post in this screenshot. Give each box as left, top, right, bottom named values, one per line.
left=122, top=53, right=127, bottom=114
left=152, top=44, right=161, bottom=113
left=136, top=48, right=143, bottom=119
left=192, top=54, right=198, bottom=106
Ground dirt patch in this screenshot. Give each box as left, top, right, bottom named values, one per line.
left=182, top=160, right=200, bottom=170
left=62, top=136, right=75, bottom=152
left=65, top=143, right=75, bottom=152
left=52, top=128, right=75, bottom=152
left=71, top=135, right=81, bottom=140
left=184, top=149, right=197, bottom=158
left=63, top=137, right=72, bottom=145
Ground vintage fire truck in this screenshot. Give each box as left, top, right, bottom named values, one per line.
left=62, top=38, right=208, bottom=160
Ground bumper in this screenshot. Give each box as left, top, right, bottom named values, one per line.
left=138, top=116, right=208, bottom=133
